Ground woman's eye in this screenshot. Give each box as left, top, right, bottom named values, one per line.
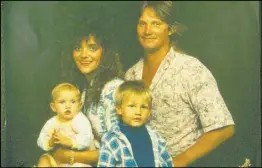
left=89, top=46, right=98, bottom=52
left=74, top=46, right=81, bottom=51
left=138, top=21, right=146, bottom=26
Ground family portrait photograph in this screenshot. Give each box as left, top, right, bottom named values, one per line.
left=1, top=1, right=260, bottom=167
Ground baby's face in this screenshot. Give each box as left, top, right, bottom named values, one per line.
left=51, top=90, right=82, bottom=122
left=116, top=94, right=151, bottom=127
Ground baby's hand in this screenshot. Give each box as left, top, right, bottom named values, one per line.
left=53, top=130, right=73, bottom=148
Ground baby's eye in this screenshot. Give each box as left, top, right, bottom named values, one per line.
left=59, top=100, right=65, bottom=104
left=141, top=105, right=149, bottom=109
left=128, top=104, right=135, bottom=108
left=71, top=100, right=76, bottom=104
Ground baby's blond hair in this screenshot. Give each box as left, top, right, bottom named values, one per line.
left=51, top=83, right=81, bottom=102
left=115, top=80, right=152, bottom=107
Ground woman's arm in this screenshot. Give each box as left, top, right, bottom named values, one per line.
left=52, top=148, right=99, bottom=164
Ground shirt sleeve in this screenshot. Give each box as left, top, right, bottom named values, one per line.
left=153, top=131, right=173, bottom=167
left=97, top=145, right=117, bottom=167
left=124, top=67, right=134, bottom=81
left=159, top=138, right=174, bottom=167
left=97, top=135, right=119, bottom=167
left=71, top=112, right=94, bottom=150
left=186, top=60, right=235, bottom=133
left=101, top=79, right=123, bottom=132
left=37, top=118, right=55, bottom=151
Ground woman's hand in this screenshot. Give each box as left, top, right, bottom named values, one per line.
left=52, top=147, right=99, bottom=164
left=52, top=148, right=71, bottom=164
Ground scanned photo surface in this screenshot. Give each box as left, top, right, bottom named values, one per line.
left=1, top=1, right=260, bottom=167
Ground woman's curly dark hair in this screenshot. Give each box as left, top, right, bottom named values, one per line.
left=53, top=2, right=124, bottom=107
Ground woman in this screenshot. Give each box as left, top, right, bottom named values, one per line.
left=37, top=2, right=124, bottom=166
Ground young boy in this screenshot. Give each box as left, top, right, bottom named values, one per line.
left=37, top=83, right=94, bottom=167
left=97, top=80, right=173, bottom=167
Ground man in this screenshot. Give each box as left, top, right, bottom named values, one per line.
left=125, top=1, right=235, bottom=167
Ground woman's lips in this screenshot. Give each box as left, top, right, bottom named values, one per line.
left=80, top=61, right=92, bottom=66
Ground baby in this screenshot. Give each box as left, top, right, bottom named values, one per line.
left=37, top=83, right=94, bottom=167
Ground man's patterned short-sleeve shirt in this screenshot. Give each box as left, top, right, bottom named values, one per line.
left=125, top=47, right=235, bottom=156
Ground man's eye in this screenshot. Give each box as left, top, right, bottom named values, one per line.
left=152, top=22, right=161, bottom=26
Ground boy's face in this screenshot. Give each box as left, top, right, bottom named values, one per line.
left=116, top=94, right=151, bottom=127
left=50, top=90, right=82, bottom=122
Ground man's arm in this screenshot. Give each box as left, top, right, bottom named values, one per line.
left=52, top=148, right=99, bottom=164
left=173, top=125, right=235, bottom=167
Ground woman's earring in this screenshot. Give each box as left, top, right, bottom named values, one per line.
left=168, top=26, right=176, bottom=36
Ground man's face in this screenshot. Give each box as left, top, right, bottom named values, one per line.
left=116, top=94, right=151, bottom=127
left=137, top=7, right=170, bottom=52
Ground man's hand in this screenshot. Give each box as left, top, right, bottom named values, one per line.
left=172, top=155, right=190, bottom=167
left=53, top=130, right=73, bottom=148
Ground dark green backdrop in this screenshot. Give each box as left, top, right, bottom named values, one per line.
left=2, top=1, right=260, bottom=167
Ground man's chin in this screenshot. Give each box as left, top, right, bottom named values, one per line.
left=144, top=47, right=158, bottom=54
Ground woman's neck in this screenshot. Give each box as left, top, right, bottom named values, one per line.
left=84, top=71, right=97, bottom=85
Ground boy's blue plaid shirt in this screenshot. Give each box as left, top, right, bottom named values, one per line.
left=97, top=121, right=174, bottom=167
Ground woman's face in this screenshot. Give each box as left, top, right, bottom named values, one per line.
left=73, top=35, right=103, bottom=75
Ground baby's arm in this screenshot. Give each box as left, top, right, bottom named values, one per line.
left=70, top=112, right=94, bottom=150
left=37, top=118, right=56, bottom=151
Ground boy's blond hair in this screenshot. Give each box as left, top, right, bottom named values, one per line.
left=115, top=80, right=152, bottom=107
left=51, top=83, right=81, bottom=101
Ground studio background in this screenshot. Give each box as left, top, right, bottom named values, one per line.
left=1, top=1, right=260, bottom=167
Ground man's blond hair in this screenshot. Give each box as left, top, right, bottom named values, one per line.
left=51, top=83, right=81, bottom=101
left=115, top=80, right=152, bottom=107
